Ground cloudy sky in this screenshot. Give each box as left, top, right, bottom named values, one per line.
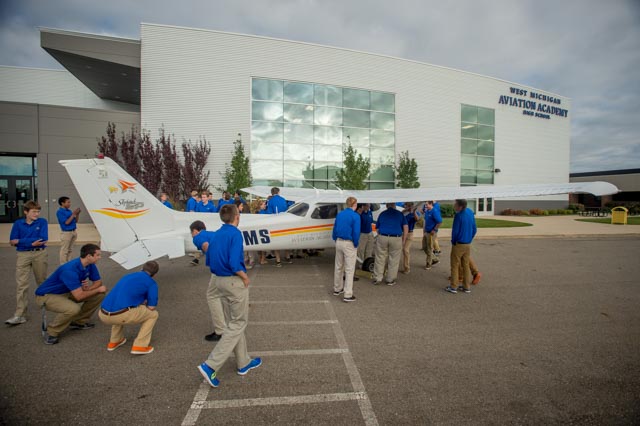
left=1, top=0, right=638, bottom=172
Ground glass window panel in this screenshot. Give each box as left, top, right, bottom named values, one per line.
left=487, top=198, right=493, bottom=210
left=477, top=156, right=494, bottom=171
left=284, top=124, right=313, bottom=144
left=461, top=155, right=477, bottom=169
left=371, top=112, right=395, bottom=130
left=309, top=181, right=329, bottom=190
left=253, top=179, right=284, bottom=187
left=284, top=82, right=313, bottom=104
left=343, top=88, right=370, bottom=109
left=461, top=169, right=476, bottom=184
left=314, top=106, right=342, bottom=126
left=326, top=162, right=342, bottom=179
left=284, top=181, right=314, bottom=189
left=283, top=161, right=310, bottom=180
left=477, top=125, right=495, bottom=141
left=312, top=164, right=328, bottom=180
left=370, top=129, right=394, bottom=147
left=343, top=109, right=370, bottom=128
left=371, top=92, right=395, bottom=112
left=461, top=123, right=477, bottom=139
left=369, top=182, right=395, bottom=189
left=461, top=139, right=477, bottom=155
left=251, top=121, right=283, bottom=143
left=353, top=146, right=369, bottom=160
left=461, top=105, right=478, bottom=123
left=315, top=145, right=343, bottom=162
left=370, top=164, right=394, bottom=181
left=284, top=104, right=314, bottom=124
left=0, top=157, right=33, bottom=175
left=478, top=198, right=485, bottom=212
left=252, top=101, right=283, bottom=122
left=343, top=128, right=369, bottom=147
left=477, top=107, right=495, bottom=125
left=477, top=171, right=494, bottom=184
left=253, top=160, right=283, bottom=180
left=370, top=148, right=395, bottom=165
left=314, top=126, right=342, bottom=145
left=314, top=85, right=342, bottom=107
left=252, top=79, right=283, bottom=101
left=284, top=144, right=312, bottom=161
left=252, top=142, right=283, bottom=160
left=477, top=140, right=495, bottom=156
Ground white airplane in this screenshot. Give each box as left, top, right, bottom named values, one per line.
left=60, top=156, right=618, bottom=270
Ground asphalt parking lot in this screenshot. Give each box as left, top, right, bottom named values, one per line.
left=1, top=236, right=639, bottom=425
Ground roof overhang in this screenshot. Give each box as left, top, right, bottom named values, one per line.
left=40, top=28, right=141, bottom=105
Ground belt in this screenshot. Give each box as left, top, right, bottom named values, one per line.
left=61, top=230, right=77, bottom=233
left=100, top=307, right=133, bottom=316
left=337, top=238, right=352, bottom=242
left=380, top=233, right=401, bottom=237
left=20, top=247, right=46, bottom=252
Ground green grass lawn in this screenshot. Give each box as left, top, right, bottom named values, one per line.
left=438, top=217, right=532, bottom=228
left=575, top=217, right=640, bottom=225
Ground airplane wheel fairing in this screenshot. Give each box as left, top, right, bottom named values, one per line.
left=362, top=257, right=375, bottom=273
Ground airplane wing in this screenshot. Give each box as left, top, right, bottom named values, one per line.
left=243, top=182, right=619, bottom=204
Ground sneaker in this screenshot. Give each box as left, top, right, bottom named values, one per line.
left=434, top=250, right=441, bottom=255
left=107, top=338, right=127, bottom=351
left=457, top=286, right=471, bottom=294
left=457, top=286, right=465, bottom=292
left=386, top=281, right=396, bottom=286
left=275, top=262, right=282, bottom=268
left=70, top=322, right=95, bottom=330
left=198, top=362, right=220, bottom=388
left=353, top=276, right=360, bottom=281
left=246, top=263, right=254, bottom=270
left=44, top=333, right=59, bottom=345
left=204, top=332, right=222, bottom=342
left=425, top=265, right=432, bottom=270
left=432, top=259, right=440, bottom=266
left=371, top=280, right=381, bottom=285
left=237, top=357, right=262, bottom=376
left=190, top=258, right=199, bottom=266
left=444, top=286, right=458, bottom=294
left=5, top=316, right=27, bottom=326
left=343, top=296, right=357, bottom=302
left=472, top=272, right=482, bottom=285
left=266, top=254, right=275, bottom=260
left=283, top=257, right=293, bottom=264
left=333, top=289, right=344, bottom=296
left=401, top=270, right=409, bottom=274
left=131, top=346, right=154, bottom=355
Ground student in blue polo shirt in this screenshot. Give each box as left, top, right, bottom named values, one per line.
left=160, top=193, right=173, bottom=209
left=266, top=187, right=292, bottom=266
left=35, top=243, right=106, bottom=345
left=218, top=191, right=234, bottom=209
left=332, top=197, right=360, bottom=303
left=422, top=200, right=443, bottom=270
left=356, top=203, right=374, bottom=264
left=98, top=261, right=160, bottom=355
left=196, top=192, right=217, bottom=213
left=6, top=200, right=49, bottom=326
left=190, top=220, right=225, bottom=343
left=197, top=204, right=262, bottom=388
left=186, top=191, right=199, bottom=212
left=446, top=199, right=478, bottom=294
left=57, top=196, right=81, bottom=264
left=401, top=202, right=421, bottom=274
left=373, top=203, right=408, bottom=286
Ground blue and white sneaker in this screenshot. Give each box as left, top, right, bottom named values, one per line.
left=237, top=357, right=263, bottom=376
left=444, top=286, right=458, bottom=294
left=197, top=362, right=219, bottom=388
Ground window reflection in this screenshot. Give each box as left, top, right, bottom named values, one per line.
left=284, top=82, right=314, bottom=104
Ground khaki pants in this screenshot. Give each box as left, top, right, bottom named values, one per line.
left=36, top=292, right=105, bottom=336
left=402, top=232, right=414, bottom=272
left=15, top=249, right=48, bottom=317
left=334, top=239, right=357, bottom=298
left=206, top=276, right=251, bottom=371
left=433, top=232, right=441, bottom=252
left=206, top=274, right=226, bottom=335
left=59, top=230, right=77, bottom=264
left=455, top=258, right=479, bottom=282
left=99, top=306, right=159, bottom=347
left=450, top=244, right=472, bottom=290
left=373, top=235, right=402, bottom=283
left=421, top=232, right=437, bottom=267
left=357, top=233, right=374, bottom=262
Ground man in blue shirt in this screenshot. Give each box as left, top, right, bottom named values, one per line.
left=57, top=196, right=81, bottom=264
left=265, top=187, right=291, bottom=266
left=190, top=220, right=225, bottom=342
left=373, top=203, right=408, bottom=286
left=401, top=202, right=421, bottom=274
left=356, top=204, right=374, bottom=264
left=6, top=200, right=49, bottom=326
left=35, top=243, right=106, bottom=344
left=422, top=201, right=442, bottom=270
left=218, top=191, right=234, bottom=209
left=99, top=261, right=160, bottom=355
left=446, top=199, right=478, bottom=294
left=433, top=201, right=442, bottom=255
left=186, top=191, right=199, bottom=212
left=197, top=204, right=262, bottom=388
left=196, top=192, right=217, bottom=213
left=160, top=193, right=173, bottom=209
left=332, top=197, right=360, bottom=302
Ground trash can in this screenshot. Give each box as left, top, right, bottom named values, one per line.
left=611, top=206, right=628, bottom=225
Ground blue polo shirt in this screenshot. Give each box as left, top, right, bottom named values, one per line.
left=405, top=210, right=420, bottom=232
left=451, top=207, right=477, bottom=245
left=193, top=230, right=216, bottom=266
left=266, top=194, right=288, bottom=214
left=218, top=199, right=234, bottom=209
left=186, top=197, right=198, bottom=212
left=101, top=271, right=158, bottom=311
left=360, top=210, right=373, bottom=234
left=10, top=218, right=48, bottom=251
left=376, top=208, right=407, bottom=236
left=196, top=201, right=216, bottom=213
left=35, top=258, right=100, bottom=295
left=56, top=208, right=76, bottom=231
left=162, top=200, right=173, bottom=209
left=423, top=207, right=442, bottom=233
left=208, top=224, right=246, bottom=276
left=332, top=208, right=361, bottom=247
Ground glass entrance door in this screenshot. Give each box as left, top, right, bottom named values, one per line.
left=476, top=197, right=494, bottom=216
left=0, top=176, right=34, bottom=223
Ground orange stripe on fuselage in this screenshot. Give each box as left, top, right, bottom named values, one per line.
left=270, top=223, right=333, bottom=237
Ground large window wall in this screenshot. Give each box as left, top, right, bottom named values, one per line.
left=251, top=78, right=396, bottom=189
left=460, top=104, right=495, bottom=185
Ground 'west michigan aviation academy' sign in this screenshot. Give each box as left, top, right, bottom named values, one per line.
left=498, top=87, right=569, bottom=120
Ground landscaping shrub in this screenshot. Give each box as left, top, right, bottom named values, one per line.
left=567, top=203, right=584, bottom=212
left=439, top=203, right=455, bottom=217
left=515, top=210, right=529, bottom=216
left=548, top=209, right=558, bottom=215
left=529, top=208, right=545, bottom=216
left=501, top=208, right=514, bottom=216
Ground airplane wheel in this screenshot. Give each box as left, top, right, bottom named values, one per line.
left=362, top=257, right=375, bottom=273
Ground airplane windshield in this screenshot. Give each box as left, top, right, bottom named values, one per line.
left=288, top=202, right=309, bottom=217
left=311, top=204, right=338, bottom=219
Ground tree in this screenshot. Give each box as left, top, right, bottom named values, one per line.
left=396, top=150, right=420, bottom=188
left=334, top=142, right=370, bottom=190
left=138, top=130, right=162, bottom=196
left=181, top=137, right=211, bottom=199
left=158, top=129, right=182, bottom=203
left=97, top=122, right=118, bottom=160
left=119, top=125, right=142, bottom=182
left=219, top=133, right=252, bottom=194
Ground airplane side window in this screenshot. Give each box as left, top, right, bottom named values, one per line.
left=288, top=202, right=309, bottom=217
left=311, top=204, right=338, bottom=219
left=370, top=203, right=380, bottom=212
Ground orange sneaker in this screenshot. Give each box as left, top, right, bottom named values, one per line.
left=472, top=272, right=482, bottom=285
left=107, top=338, right=127, bottom=352
left=131, top=346, right=154, bottom=355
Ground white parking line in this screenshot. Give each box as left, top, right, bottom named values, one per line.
left=200, top=391, right=367, bottom=409
left=250, top=285, right=325, bottom=288
left=250, top=348, right=348, bottom=356
left=251, top=320, right=337, bottom=325
left=181, top=382, right=211, bottom=426
left=250, top=300, right=328, bottom=304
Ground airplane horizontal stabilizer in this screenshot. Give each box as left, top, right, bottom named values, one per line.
left=110, top=238, right=186, bottom=270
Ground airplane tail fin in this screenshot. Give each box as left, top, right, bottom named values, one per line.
left=59, top=157, right=177, bottom=255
